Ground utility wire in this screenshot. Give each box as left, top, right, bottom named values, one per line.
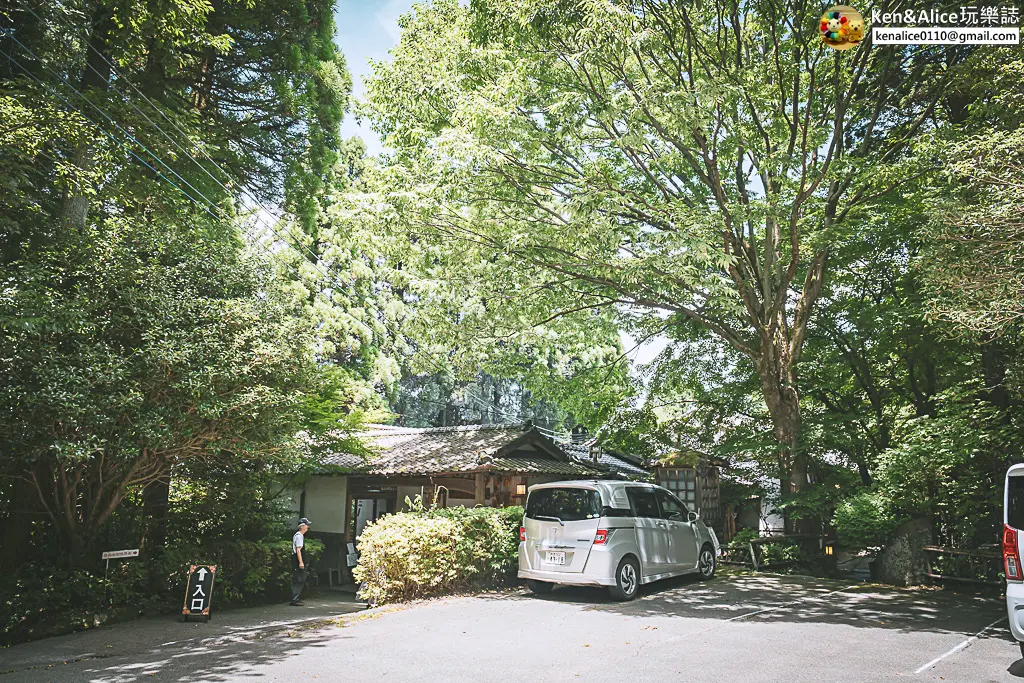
left=2, top=48, right=227, bottom=229
left=19, top=8, right=467, bottom=381
left=3, top=21, right=445, bottom=374
left=20, top=2, right=335, bottom=261
left=6, top=14, right=552, bottom=424
left=8, top=9, right=371, bottom=303
left=0, top=51, right=354, bottom=348
left=15, top=28, right=345, bottom=275
left=2, top=21, right=462, bottom=386
left=0, top=46, right=360, bottom=347
left=4, top=32, right=233, bottom=226
left=21, top=4, right=280, bottom=222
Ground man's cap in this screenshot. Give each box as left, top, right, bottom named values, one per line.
left=298, top=517, right=312, bottom=527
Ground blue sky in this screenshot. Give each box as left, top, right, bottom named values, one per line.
left=334, top=0, right=414, bottom=156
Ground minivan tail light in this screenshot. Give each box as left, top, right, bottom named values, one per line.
left=1004, top=524, right=1021, bottom=581
left=519, top=526, right=526, bottom=542
left=594, top=529, right=610, bottom=545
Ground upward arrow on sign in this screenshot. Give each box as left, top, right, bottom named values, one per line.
left=197, top=568, right=208, bottom=581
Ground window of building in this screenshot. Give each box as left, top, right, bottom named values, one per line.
left=658, top=468, right=697, bottom=509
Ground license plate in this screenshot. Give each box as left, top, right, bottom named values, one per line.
left=545, top=551, right=566, bottom=565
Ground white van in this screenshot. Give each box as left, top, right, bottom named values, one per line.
left=518, top=480, right=721, bottom=600
left=1004, top=464, right=1024, bottom=656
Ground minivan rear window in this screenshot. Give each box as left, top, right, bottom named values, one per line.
left=526, top=488, right=601, bottom=522
left=1008, top=476, right=1024, bottom=530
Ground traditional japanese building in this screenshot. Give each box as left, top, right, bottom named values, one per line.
left=289, top=423, right=721, bottom=585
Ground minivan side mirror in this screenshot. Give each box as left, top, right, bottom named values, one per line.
left=687, top=511, right=699, bottom=523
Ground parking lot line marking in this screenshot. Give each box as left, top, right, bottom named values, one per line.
left=725, top=584, right=860, bottom=622
left=913, top=618, right=1004, bottom=674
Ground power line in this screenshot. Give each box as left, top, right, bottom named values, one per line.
left=23, top=2, right=341, bottom=264
left=2, top=48, right=226, bottom=228
left=0, top=47, right=361, bottom=340
left=3, top=54, right=346, bottom=345
left=3, top=22, right=428, bottom=368
left=43, top=16, right=456, bottom=378
left=2, top=20, right=457, bottom=381
left=8, top=10, right=362, bottom=290
left=4, top=30, right=265, bottom=247
left=5, top=15, right=560, bottom=423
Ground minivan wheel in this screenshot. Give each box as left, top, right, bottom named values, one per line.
left=526, top=579, right=554, bottom=595
left=698, top=543, right=716, bottom=580
left=609, top=556, right=640, bottom=601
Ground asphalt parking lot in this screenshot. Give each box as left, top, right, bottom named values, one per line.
left=2, top=572, right=1020, bottom=682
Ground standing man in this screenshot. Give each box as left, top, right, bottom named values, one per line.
left=290, top=518, right=311, bottom=606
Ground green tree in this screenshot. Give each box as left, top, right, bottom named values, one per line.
left=919, top=50, right=1024, bottom=339
left=0, top=203, right=331, bottom=563
left=360, top=0, right=953, bottom=524
left=0, top=0, right=367, bottom=568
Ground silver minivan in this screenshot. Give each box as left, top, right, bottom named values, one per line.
left=518, top=480, right=721, bottom=600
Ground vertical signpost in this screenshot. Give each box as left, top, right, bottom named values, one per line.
left=181, top=565, right=217, bottom=623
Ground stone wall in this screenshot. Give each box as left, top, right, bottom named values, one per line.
left=877, top=516, right=932, bottom=586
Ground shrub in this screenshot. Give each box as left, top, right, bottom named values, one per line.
left=0, top=537, right=323, bottom=645
left=759, top=541, right=804, bottom=568
left=353, top=505, right=523, bottom=606
left=146, top=537, right=324, bottom=606
left=833, top=490, right=900, bottom=549
left=1, top=565, right=114, bottom=644
left=730, top=528, right=759, bottom=547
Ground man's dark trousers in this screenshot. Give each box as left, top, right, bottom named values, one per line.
left=290, top=567, right=306, bottom=603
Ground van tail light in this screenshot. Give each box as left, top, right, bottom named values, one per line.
left=519, top=526, right=526, bottom=542
left=594, top=529, right=610, bottom=545
left=1004, top=524, right=1022, bottom=581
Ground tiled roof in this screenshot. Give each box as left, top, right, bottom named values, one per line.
left=560, top=442, right=651, bottom=478
left=320, top=452, right=364, bottom=471
left=320, top=424, right=608, bottom=477
left=597, top=452, right=651, bottom=477
left=487, top=455, right=609, bottom=476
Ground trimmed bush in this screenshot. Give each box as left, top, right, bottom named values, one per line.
left=833, top=490, right=900, bottom=549
left=353, top=505, right=523, bottom=606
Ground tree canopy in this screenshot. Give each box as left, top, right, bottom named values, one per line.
left=357, top=0, right=963, bottom=525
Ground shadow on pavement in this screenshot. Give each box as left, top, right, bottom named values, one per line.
left=0, top=592, right=367, bottom=682
left=491, top=572, right=1008, bottom=639
left=69, top=627, right=349, bottom=682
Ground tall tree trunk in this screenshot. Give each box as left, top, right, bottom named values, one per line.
left=61, top=4, right=114, bottom=230
left=0, top=481, right=36, bottom=571
left=981, top=335, right=1010, bottom=412
left=758, top=357, right=808, bottom=534
left=191, top=1, right=221, bottom=113
left=142, top=468, right=171, bottom=552
left=981, top=335, right=1012, bottom=542
left=142, top=463, right=171, bottom=593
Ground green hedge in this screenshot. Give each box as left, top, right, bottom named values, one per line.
left=1, top=538, right=322, bottom=645
left=353, top=505, right=523, bottom=606
left=833, top=490, right=900, bottom=549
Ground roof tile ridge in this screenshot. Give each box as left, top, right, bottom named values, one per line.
left=416, top=423, right=524, bottom=434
